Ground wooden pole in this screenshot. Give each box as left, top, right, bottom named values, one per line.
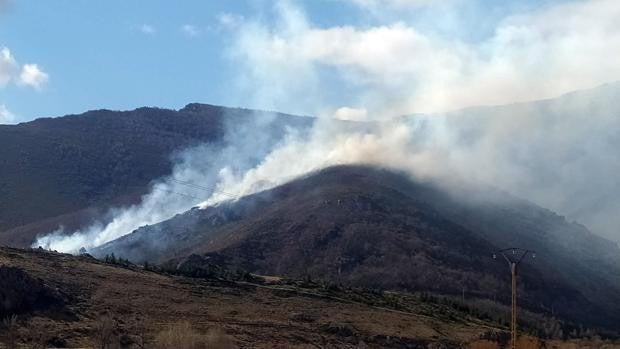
left=511, top=262, right=517, bottom=349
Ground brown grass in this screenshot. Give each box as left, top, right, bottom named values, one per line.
left=25, top=318, right=50, bottom=349
left=468, top=339, right=500, bottom=349
left=154, top=322, right=237, bottom=349
left=1, top=315, right=18, bottom=349
left=92, top=314, right=119, bottom=349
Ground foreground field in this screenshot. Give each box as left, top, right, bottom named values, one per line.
left=0, top=247, right=618, bottom=348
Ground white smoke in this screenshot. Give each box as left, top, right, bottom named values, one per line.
left=34, top=149, right=219, bottom=252
left=34, top=0, right=620, bottom=252
left=213, top=0, right=620, bottom=242
left=199, top=118, right=425, bottom=208
left=33, top=111, right=302, bottom=252
left=219, top=1, right=614, bottom=118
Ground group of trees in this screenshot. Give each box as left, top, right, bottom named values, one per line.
left=102, top=254, right=132, bottom=268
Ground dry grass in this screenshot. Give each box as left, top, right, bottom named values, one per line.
left=468, top=336, right=620, bottom=349
left=24, top=318, right=50, bottom=349
left=154, top=322, right=237, bottom=349
left=1, top=315, right=18, bottom=349
left=3, top=247, right=619, bottom=348
left=468, top=340, right=500, bottom=349
left=92, top=314, right=119, bottom=349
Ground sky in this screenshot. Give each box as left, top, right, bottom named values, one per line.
left=4, top=0, right=617, bottom=123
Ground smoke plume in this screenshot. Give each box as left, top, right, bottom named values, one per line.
left=34, top=0, right=620, bottom=252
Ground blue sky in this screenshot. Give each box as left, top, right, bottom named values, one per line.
left=0, top=0, right=609, bottom=123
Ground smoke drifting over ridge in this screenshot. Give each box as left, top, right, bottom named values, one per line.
left=212, top=0, right=620, bottom=242
left=34, top=110, right=309, bottom=251
left=35, top=0, right=620, bottom=251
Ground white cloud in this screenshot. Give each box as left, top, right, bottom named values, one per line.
left=140, top=24, right=156, bottom=35
left=0, top=47, right=19, bottom=87
left=19, top=64, right=48, bottom=90
left=0, top=104, right=15, bottom=124
left=227, top=0, right=620, bottom=116
left=0, top=47, right=48, bottom=90
left=181, top=24, right=200, bottom=37
left=217, top=12, right=244, bottom=29
left=348, top=0, right=456, bottom=10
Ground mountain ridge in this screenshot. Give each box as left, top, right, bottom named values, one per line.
left=0, top=104, right=312, bottom=246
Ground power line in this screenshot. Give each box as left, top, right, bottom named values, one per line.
left=493, top=247, right=536, bottom=349
left=168, top=178, right=238, bottom=198
left=151, top=187, right=204, bottom=201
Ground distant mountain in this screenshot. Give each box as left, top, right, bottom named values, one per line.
left=95, top=165, right=620, bottom=329
left=405, top=82, right=620, bottom=243
left=0, top=104, right=311, bottom=246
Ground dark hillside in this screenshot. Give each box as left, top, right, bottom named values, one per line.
left=0, top=104, right=311, bottom=246
left=96, top=165, right=620, bottom=329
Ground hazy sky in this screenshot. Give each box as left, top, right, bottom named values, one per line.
left=0, top=0, right=597, bottom=123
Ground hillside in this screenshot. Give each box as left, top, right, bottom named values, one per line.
left=407, top=82, right=620, bottom=243
left=0, top=246, right=512, bottom=348
left=3, top=246, right=620, bottom=348
left=95, top=165, right=620, bottom=330
left=0, top=104, right=311, bottom=246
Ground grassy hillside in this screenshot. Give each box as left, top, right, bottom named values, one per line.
left=1, top=247, right=618, bottom=348
left=0, top=246, right=500, bottom=348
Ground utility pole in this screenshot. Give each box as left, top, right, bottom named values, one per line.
left=493, top=248, right=535, bottom=349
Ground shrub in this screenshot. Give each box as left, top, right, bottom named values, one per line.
left=205, top=327, right=237, bottom=349
left=1, top=314, right=18, bottom=349
left=92, top=314, right=119, bottom=349
left=154, top=322, right=237, bottom=349
left=25, top=318, right=49, bottom=349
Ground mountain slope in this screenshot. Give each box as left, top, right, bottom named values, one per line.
left=406, top=81, right=620, bottom=242
left=0, top=104, right=311, bottom=246
left=95, top=165, right=620, bottom=329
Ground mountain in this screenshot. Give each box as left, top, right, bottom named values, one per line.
left=95, top=165, right=620, bottom=330
left=405, top=82, right=620, bottom=243
left=0, top=104, right=311, bottom=246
